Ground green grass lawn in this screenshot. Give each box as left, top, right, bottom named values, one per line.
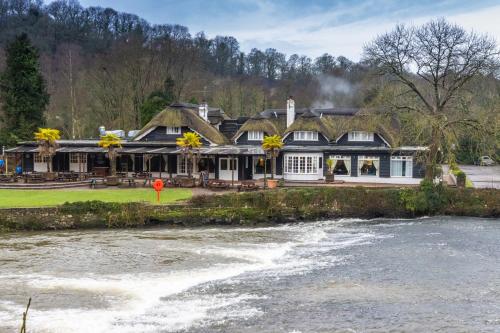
left=0, top=188, right=192, bottom=208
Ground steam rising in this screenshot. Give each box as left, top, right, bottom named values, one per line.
left=312, top=75, right=358, bottom=109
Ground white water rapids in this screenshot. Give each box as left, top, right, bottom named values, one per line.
left=1, top=217, right=499, bottom=332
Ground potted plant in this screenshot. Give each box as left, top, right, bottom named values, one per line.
left=98, top=132, right=122, bottom=186
left=262, top=135, right=283, bottom=189
left=456, top=170, right=466, bottom=188
left=34, top=128, right=61, bottom=181
left=325, top=158, right=335, bottom=183
left=176, top=132, right=202, bottom=187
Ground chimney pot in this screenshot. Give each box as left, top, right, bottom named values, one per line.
left=286, top=97, right=295, bottom=128
left=199, top=102, right=209, bottom=122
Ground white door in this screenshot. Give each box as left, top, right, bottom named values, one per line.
left=219, top=157, right=238, bottom=181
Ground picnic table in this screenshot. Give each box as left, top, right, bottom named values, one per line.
left=0, top=174, right=18, bottom=183
left=56, top=172, right=79, bottom=182
left=238, top=180, right=259, bottom=192
left=119, top=177, right=137, bottom=187
left=207, top=179, right=231, bottom=190
left=24, top=173, right=45, bottom=183
left=173, top=176, right=197, bottom=187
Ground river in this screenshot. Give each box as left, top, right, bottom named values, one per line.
left=0, top=217, right=499, bottom=332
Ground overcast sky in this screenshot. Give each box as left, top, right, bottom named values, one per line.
left=68, top=0, right=500, bottom=60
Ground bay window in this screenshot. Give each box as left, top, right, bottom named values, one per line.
left=284, top=155, right=319, bottom=174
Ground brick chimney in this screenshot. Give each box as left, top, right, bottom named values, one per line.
left=286, top=96, right=295, bottom=128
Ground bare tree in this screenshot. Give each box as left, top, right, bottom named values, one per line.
left=364, top=18, right=499, bottom=179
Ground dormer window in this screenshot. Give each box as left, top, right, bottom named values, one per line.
left=248, top=131, right=264, bottom=141
left=294, top=131, right=318, bottom=141
left=166, top=127, right=181, bottom=135
left=348, top=131, right=374, bottom=142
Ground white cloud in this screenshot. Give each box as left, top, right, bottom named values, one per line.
left=204, top=4, right=500, bottom=60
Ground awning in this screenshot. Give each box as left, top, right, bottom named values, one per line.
left=5, top=146, right=39, bottom=153
left=197, top=146, right=265, bottom=155
left=118, top=147, right=177, bottom=154
left=57, top=147, right=105, bottom=153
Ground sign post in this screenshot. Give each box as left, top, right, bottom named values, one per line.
left=152, top=179, right=164, bottom=203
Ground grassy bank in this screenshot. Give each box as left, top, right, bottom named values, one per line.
left=0, top=188, right=192, bottom=207
left=0, top=185, right=498, bottom=233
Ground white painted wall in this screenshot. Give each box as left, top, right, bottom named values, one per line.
left=34, top=163, right=47, bottom=172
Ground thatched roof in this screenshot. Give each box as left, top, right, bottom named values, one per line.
left=283, top=109, right=400, bottom=146
left=321, top=114, right=400, bottom=146
left=284, top=111, right=335, bottom=140
left=232, top=115, right=280, bottom=141
left=134, top=106, right=229, bottom=145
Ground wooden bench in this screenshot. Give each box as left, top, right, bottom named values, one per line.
left=238, top=180, right=259, bottom=192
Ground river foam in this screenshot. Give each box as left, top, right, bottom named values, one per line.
left=0, top=219, right=382, bottom=332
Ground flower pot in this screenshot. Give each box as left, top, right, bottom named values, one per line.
left=325, top=173, right=335, bottom=183
left=267, top=179, right=278, bottom=189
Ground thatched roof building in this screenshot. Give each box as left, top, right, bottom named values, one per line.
left=232, top=114, right=280, bottom=140
left=134, top=106, right=229, bottom=145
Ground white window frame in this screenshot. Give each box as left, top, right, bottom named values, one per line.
left=166, top=127, right=181, bottom=135
left=348, top=131, right=374, bottom=142
left=390, top=156, right=413, bottom=178
left=284, top=154, right=319, bottom=174
left=69, top=153, right=87, bottom=164
left=247, top=131, right=264, bottom=141
left=358, top=156, right=380, bottom=177
left=177, top=155, right=188, bottom=174
left=294, top=131, right=318, bottom=141
left=34, top=154, right=49, bottom=163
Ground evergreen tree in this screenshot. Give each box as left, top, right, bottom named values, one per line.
left=0, top=33, right=49, bottom=146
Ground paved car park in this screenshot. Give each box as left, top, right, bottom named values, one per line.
left=459, top=165, right=500, bottom=189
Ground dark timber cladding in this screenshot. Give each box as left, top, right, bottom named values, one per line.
left=7, top=100, right=426, bottom=181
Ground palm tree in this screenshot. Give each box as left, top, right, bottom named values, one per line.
left=98, top=133, right=122, bottom=177
left=34, top=128, right=61, bottom=173
left=176, top=132, right=202, bottom=178
left=262, top=135, right=283, bottom=180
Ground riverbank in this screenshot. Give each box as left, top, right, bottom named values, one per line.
left=0, top=186, right=498, bottom=232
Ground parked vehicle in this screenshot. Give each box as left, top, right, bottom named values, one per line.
left=476, top=156, right=496, bottom=166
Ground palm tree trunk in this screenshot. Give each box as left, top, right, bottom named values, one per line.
left=109, top=147, right=116, bottom=176
left=271, top=155, right=276, bottom=180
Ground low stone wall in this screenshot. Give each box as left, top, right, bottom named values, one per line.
left=0, top=186, right=499, bottom=233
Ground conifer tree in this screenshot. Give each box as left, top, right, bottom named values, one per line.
left=0, top=33, right=49, bottom=146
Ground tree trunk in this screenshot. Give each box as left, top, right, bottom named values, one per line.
left=425, top=126, right=441, bottom=180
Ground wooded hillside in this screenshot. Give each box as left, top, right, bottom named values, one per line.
left=0, top=0, right=498, bottom=162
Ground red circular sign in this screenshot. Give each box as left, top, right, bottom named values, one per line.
left=153, top=179, right=164, bottom=191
